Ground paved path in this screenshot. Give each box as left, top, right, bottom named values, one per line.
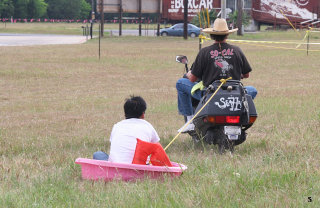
left=0, top=29, right=161, bottom=46
left=0, top=33, right=88, bottom=46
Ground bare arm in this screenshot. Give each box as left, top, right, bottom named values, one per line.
left=186, top=71, right=198, bottom=82
left=241, top=73, right=250, bottom=79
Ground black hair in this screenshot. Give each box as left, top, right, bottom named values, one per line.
left=210, top=34, right=228, bottom=42
left=124, top=95, right=147, bottom=119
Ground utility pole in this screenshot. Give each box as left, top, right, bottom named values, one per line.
left=237, top=0, right=243, bottom=36
left=157, top=0, right=161, bottom=36
left=139, top=0, right=142, bottom=36
left=100, top=0, right=104, bottom=37
left=90, top=0, right=95, bottom=39
left=183, top=0, right=188, bottom=39
left=119, top=0, right=123, bottom=36
left=221, top=0, right=226, bottom=19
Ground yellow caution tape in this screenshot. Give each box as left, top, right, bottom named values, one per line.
left=228, top=39, right=320, bottom=45
left=296, top=30, right=310, bottom=48
left=309, top=27, right=320, bottom=31
left=198, top=34, right=210, bottom=44
left=235, top=41, right=320, bottom=52
left=198, top=31, right=320, bottom=52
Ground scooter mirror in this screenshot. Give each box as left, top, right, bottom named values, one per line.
left=176, top=55, right=188, bottom=64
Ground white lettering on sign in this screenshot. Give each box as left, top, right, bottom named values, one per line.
left=171, top=0, right=213, bottom=10
left=175, top=0, right=183, bottom=8
left=214, top=96, right=242, bottom=111
left=295, top=0, right=309, bottom=6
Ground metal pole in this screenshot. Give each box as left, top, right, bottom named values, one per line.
left=307, top=31, right=310, bottom=56
left=119, top=0, right=122, bottom=36
left=86, top=22, right=89, bottom=40
left=157, top=0, right=161, bottom=36
left=100, top=0, right=104, bottom=37
left=139, top=0, right=142, bottom=36
left=92, top=0, right=95, bottom=16
left=90, top=0, right=95, bottom=39
left=183, top=0, right=188, bottom=40
left=237, top=0, right=243, bottom=36
left=221, top=0, right=226, bottom=19
left=99, top=23, right=101, bottom=60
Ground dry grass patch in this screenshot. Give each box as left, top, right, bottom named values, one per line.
left=0, top=34, right=320, bottom=207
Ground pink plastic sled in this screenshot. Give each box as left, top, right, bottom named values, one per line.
left=75, top=158, right=187, bottom=181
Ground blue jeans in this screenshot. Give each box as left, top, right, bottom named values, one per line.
left=176, top=78, right=257, bottom=116
left=93, top=151, right=109, bottom=161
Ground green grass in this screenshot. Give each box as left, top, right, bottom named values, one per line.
left=0, top=22, right=161, bottom=36
left=0, top=25, right=320, bottom=207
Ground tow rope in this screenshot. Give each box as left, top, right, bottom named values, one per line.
left=164, top=77, right=232, bottom=151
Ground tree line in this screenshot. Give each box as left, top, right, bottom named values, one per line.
left=0, top=0, right=92, bottom=19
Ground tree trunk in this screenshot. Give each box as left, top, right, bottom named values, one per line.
left=237, top=0, right=243, bottom=36
left=183, top=0, right=188, bottom=40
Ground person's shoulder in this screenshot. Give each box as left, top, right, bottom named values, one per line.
left=196, top=45, right=214, bottom=57
left=227, top=43, right=243, bottom=52
left=227, top=43, right=240, bottom=50
left=137, top=119, right=153, bottom=126
left=111, top=120, right=124, bottom=129
left=136, top=119, right=156, bottom=129
left=122, top=118, right=151, bottom=125
left=201, top=45, right=215, bottom=52
left=115, top=119, right=126, bottom=125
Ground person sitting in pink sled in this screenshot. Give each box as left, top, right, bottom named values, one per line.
left=93, top=96, right=171, bottom=166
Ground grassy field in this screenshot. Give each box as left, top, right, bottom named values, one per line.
left=0, top=26, right=320, bottom=207
left=0, top=22, right=161, bottom=36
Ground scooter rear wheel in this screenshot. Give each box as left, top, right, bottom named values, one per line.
left=205, top=127, right=234, bottom=154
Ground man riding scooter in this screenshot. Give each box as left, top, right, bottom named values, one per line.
left=176, top=18, right=257, bottom=133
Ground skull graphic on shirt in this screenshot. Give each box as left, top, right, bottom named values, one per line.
left=214, top=59, right=233, bottom=77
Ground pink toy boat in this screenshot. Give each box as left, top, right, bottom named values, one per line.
left=75, top=158, right=187, bottom=181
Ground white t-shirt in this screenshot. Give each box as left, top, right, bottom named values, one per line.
left=108, top=118, right=160, bottom=164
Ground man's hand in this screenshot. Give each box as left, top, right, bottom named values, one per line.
left=241, top=73, right=250, bottom=79
left=186, top=71, right=198, bottom=82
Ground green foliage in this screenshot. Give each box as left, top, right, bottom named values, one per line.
left=2, top=0, right=47, bottom=18
left=0, top=0, right=91, bottom=19
left=0, top=0, right=14, bottom=18
left=13, top=0, right=28, bottom=18
left=191, top=9, right=217, bottom=28
left=228, top=10, right=250, bottom=27
left=27, top=0, right=47, bottom=18
left=46, top=0, right=91, bottom=19
left=79, top=0, right=91, bottom=19
left=46, top=0, right=64, bottom=19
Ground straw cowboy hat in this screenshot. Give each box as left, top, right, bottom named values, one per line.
left=203, top=18, right=238, bottom=35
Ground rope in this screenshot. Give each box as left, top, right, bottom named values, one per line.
left=235, top=41, right=320, bottom=52
left=296, top=30, right=310, bottom=48
left=228, top=39, right=320, bottom=45
left=164, top=77, right=232, bottom=151
left=279, top=9, right=301, bottom=37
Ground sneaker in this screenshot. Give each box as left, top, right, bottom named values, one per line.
left=178, top=122, right=195, bottom=133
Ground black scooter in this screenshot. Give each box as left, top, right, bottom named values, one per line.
left=176, top=55, right=258, bottom=153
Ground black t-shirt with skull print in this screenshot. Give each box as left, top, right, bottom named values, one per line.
left=191, top=43, right=252, bottom=87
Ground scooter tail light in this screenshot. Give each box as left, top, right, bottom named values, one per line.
left=205, top=116, right=240, bottom=124
left=204, top=116, right=215, bottom=123
left=226, top=116, right=240, bottom=124
left=249, top=116, right=257, bottom=124
left=215, top=116, right=226, bottom=124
